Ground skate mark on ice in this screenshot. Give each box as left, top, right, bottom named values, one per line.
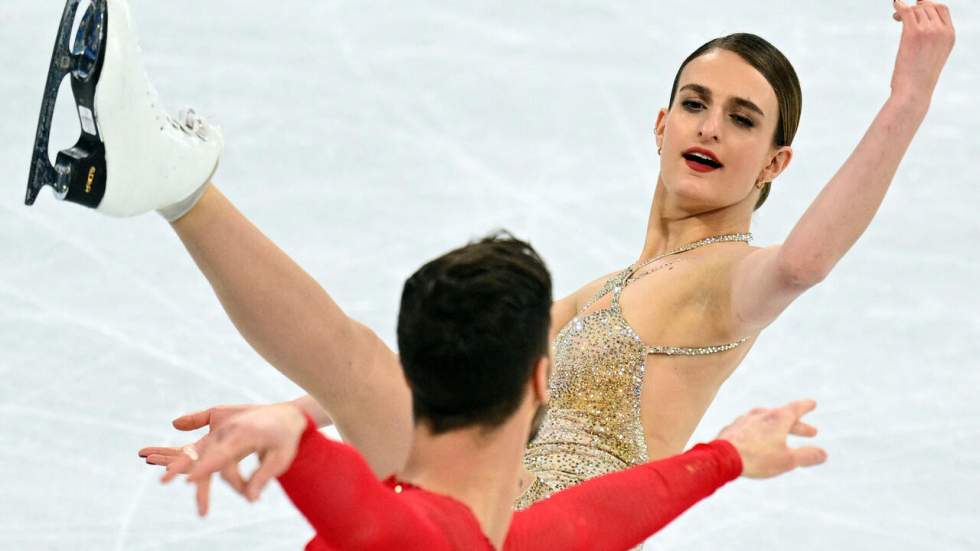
left=113, top=458, right=156, bottom=551
left=126, top=512, right=302, bottom=550
left=5, top=206, right=245, bottom=352
left=0, top=281, right=265, bottom=400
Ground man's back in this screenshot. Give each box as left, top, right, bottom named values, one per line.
left=280, top=416, right=496, bottom=551
left=279, top=414, right=743, bottom=551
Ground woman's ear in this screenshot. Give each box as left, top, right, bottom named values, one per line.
left=760, top=145, right=793, bottom=184
left=654, top=107, right=669, bottom=153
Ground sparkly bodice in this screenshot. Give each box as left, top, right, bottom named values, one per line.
left=516, top=269, right=647, bottom=510
left=515, top=263, right=748, bottom=510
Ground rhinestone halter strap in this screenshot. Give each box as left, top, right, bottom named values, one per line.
left=626, top=232, right=753, bottom=356
left=627, top=232, right=753, bottom=281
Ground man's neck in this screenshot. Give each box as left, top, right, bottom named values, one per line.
left=397, top=416, right=531, bottom=549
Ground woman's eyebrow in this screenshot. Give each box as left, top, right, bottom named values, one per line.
left=680, top=83, right=766, bottom=118
left=729, top=96, right=765, bottom=118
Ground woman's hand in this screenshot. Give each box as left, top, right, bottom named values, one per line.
left=890, top=1, right=955, bottom=106
left=160, top=403, right=309, bottom=516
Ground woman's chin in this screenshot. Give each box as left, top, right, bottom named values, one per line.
left=665, top=190, right=748, bottom=215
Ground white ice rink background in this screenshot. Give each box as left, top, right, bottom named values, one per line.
left=1, top=1, right=978, bottom=549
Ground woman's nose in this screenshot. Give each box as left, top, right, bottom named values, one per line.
left=697, top=109, right=722, bottom=142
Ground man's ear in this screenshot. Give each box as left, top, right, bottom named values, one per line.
left=532, top=356, right=550, bottom=404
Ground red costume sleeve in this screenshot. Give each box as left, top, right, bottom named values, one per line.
left=504, top=441, right=743, bottom=551
left=277, top=415, right=454, bottom=551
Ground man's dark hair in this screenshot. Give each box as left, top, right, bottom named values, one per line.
left=397, top=231, right=553, bottom=434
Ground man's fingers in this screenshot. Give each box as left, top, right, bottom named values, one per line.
left=785, top=399, right=817, bottom=420
left=145, top=453, right=176, bottom=466
left=244, top=451, right=291, bottom=502
left=791, top=446, right=828, bottom=468
left=220, top=464, right=247, bottom=495
left=172, top=409, right=213, bottom=431
left=195, top=475, right=212, bottom=517
left=161, top=452, right=194, bottom=483
left=789, top=421, right=818, bottom=438
left=138, top=446, right=175, bottom=458
left=186, top=445, right=237, bottom=485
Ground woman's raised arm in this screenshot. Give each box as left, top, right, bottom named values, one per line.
left=729, top=1, right=955, bottom=333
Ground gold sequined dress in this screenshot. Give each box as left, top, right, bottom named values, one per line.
left=515, top=265, right=747, bottom=510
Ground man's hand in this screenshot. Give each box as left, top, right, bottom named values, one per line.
left=159, top=403, right=308, bottom=516
left=139, top=404, right=254, bottom=467
left=718, top=399, right=827, bottom=479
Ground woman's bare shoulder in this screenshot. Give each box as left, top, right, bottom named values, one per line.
left=571, top=269, right=624, bottom=308
left=687, top=243, right=761, bottom=284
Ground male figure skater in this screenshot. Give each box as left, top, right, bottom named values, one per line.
left=163, top=234, right=826, bottom=550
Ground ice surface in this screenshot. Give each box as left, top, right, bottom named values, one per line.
left=1, top=1, right=978, bottom=549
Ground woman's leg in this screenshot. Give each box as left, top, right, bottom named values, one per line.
left=170, top=185, right=412, bottom=476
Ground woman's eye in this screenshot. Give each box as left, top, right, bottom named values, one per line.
left=731, top=114, right=754, bottom=128
left=682, top=100, right=705, bottom=111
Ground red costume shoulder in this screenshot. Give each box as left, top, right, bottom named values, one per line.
left=277, top=415, right=493, bottom=551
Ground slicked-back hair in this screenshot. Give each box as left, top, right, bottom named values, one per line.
left=668, top=33, right=802, bottom=210
left=397, top=231, right=553, bottom=435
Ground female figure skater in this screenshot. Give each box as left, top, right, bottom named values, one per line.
left=130, top=0, right=953, bottom=505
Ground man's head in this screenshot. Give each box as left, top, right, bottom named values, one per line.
left=397, top=231, right=552, bottom=435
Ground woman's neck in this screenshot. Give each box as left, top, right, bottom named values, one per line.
left=639, top=176, right=753, bottom=262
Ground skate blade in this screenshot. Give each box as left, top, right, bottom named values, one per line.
left=26, top=0, right=108, bottom=209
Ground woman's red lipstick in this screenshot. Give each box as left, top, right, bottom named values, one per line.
left=682, top=147, right=723, bottom=173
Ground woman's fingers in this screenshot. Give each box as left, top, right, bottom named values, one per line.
left=893, top=0, right=911, bottom=21
left=921, top=4, right=936, bottom=22
left=924, top=4, right=949, bottom=27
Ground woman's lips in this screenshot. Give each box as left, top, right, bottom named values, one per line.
left=681, top=149, right=723, bottom=173
left=684, top=158, right=720, bottom=173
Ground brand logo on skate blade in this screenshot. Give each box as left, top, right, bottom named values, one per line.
left=85, top=166, right=96, bottom=194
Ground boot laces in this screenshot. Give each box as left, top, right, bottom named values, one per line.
left=174, top=108, right=212, bottom=141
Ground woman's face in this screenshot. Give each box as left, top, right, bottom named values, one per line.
left=656, top=49, right=791, bottom=213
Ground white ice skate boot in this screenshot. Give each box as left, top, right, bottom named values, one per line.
left=26, top=0, right=222, bottom=220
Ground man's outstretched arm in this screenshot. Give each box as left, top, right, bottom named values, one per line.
left=165, top=404, right=450, bottom=550
left=506, top=400, right=826, bottom=551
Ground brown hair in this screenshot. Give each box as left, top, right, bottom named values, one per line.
left=668, top=33, right=802, bottom=210
left=398, top=231, right=552, bottom=434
